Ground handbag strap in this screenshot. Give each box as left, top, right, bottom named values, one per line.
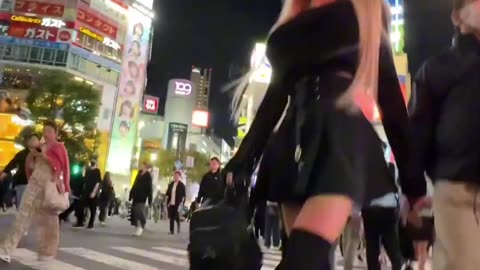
left=293, top=78, right=308, bottom=196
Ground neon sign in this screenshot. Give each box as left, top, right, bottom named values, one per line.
left=10, top=15, right=66, bottom=29
left=11, top=15, right=41, bottom=24
left=41, top=18, right=66, bottom=28
left=79, top=26, right=120, bottom=50
left=174, top=81, right=192, bottom=96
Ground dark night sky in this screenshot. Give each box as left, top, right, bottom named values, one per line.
left=145, top=0, right=281, bottom=144
left=145, top=0, right=454, bottom=145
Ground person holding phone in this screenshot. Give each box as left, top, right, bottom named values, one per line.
left=0, top=121, right=70, bottom=263
left=0, top=134, right=40, bottom=209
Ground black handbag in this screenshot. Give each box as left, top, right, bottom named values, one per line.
left=189, top=175, right=262, bottom=270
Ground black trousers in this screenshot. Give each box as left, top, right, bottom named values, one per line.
left=362, top=207, right=403, bottom=270
left=168, top=205, right=180, bottom=234
left=77, top=196, right=98, bottom=227
left=98, top=199, right=111, bottom=222
left=264, top=211, right=281, bottom=248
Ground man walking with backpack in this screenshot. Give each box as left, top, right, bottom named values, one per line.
left=408, top=1, right=480, bottom=269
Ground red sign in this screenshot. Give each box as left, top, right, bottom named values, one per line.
left=8, top=23, right=58, bottom=41
left=14, top=1, right=64, bottom=17
left=77, top=9, right=117, bottom=39
left=57, top=29, right=71, bottom=42
left=143, top=95, right=159, bottom=114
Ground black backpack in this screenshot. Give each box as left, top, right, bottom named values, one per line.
left=188, top=189, right=262, bottom=270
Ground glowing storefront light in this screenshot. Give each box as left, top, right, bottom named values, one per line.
left=79, top=27, right=121, bottom=51
left=250, top=43, right=272, bottom=84
left=10, top=15, right=66, bottom=28
left=388, top=0, right=405, bottom=54
left=41, top=18, right=66, bottom=28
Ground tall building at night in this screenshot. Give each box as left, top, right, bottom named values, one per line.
left=190, top=66, right=212, bottom=110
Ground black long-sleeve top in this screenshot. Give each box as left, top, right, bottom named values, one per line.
left=196, top=170, right=223, bottom=204
left=3, top=149, right=29, bottom=187
left=224, top=1, right=417, bottom=199
left=407, top=33, right=480, bottom=195
left=129, top=171, right=153, bottom=205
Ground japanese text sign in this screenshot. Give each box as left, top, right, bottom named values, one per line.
left=9, top=23, right=58, bottom=41
left=14, top=1, right=64, bottom=17
left=77, top=9, right=117, bottom=39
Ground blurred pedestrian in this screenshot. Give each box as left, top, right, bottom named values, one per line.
left=129, top=162, right=153, bottom=236
left=166, top=171, right=186, bottom=234
left=98, top=172, right=115, bottom=225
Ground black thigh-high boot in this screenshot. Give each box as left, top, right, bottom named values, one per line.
left=277, top=230, right=332, bottom=270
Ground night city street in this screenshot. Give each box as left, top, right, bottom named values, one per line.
left=0, top=211, right=382, bottom=270
left=0, top=212, right=284, bottom=270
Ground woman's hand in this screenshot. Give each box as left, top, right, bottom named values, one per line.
left=56, top=180, right=65, bottom=194
left=413, top=196, right=433, bottom=212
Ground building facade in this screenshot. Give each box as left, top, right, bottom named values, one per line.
left=0, top=0, right=154, bottom=186
left=190, top=66, right=211, bottom=111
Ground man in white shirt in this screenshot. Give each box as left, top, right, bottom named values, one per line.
left=166, top=171, right=186, bottom=234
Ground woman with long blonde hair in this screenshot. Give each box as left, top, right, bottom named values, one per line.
left=224, top=0, right=419, bottom=268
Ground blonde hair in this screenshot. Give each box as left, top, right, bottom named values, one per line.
left=231, top=0, right=388, bottom=119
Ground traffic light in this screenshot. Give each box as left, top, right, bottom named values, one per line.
left=71, top=164, right=82, bottom=176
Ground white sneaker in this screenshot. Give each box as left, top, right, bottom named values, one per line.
left=134, top=227, right=143, bottom=237
left=38, top=256, right=54, bottom=261
left=0, top=250, right=11, bottom=263
left=24, top=231, right=28, bottom=236
left=100, top=222, right=106, bottom=226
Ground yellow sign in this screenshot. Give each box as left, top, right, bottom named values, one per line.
left=237, top=116, right=248, bottom=139
left=78, top=27, right=121, bottom=50
left=79, top=26, right=104, bottom=43
left=11, top=15, right=41, bottom=24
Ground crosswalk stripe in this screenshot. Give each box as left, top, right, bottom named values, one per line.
left=152, top=246, right=280, bottom=268
left=113, top=246, right=189, bottom=267
left=60, top=247, right=159, bottom=270
left=153, top=247, right=187, bottom=256
left=12, top=249, right=85, bottom=270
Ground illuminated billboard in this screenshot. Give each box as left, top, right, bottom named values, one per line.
left=168, top=79, right=194, bottom=97
left=387, top=0, right=404, bottom=54
left=250, top=43, right=272, bottom=84
left=106, top=7, right=152, bottom=176
left=192, top=110, right=209, bottom=128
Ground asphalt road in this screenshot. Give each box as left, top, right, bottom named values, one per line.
left=0, top=210, right=398, bottom=270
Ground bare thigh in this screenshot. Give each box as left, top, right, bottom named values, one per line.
left=281, top=195, right=353, bottom=242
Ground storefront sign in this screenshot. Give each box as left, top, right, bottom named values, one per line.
left=0, top=35, right=68, bottom=49
left=10, top=15, right=41, bottom=24
left=103, top=37, right=120, bottom=50
left=8, top=23, right=58, bottom=41
left=41, top=18, right=65, bottom=28
left=78, top=26, right=120, bottom=50
left=57, top=29, right=71, bottom=42
left=79, top=26, right=102, bottom=42
left=142, top=95, right=159, bottom=114
left=77, top=8, right=117, bottom=38
left=10, top=15, right=66, bottom=29
left=14, top=1, right=64, bottom=17
left=69, top=45, right=122, bottom=71
left=174, top=81, right=192, bottom=96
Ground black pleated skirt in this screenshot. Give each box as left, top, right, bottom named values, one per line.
left=256, top=98, right=395, bottom=207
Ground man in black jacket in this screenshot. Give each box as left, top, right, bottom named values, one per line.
left=74, top=161, right=101, bottom=229
left=408, top=1, right=480, bottom=268
left=0, top=134, right=40, bottom=209
left=196, top=157, right=223, bottom=206
left=129, top=163, right=153, bottom=236
left=166, top=171, right=186, bottom=234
